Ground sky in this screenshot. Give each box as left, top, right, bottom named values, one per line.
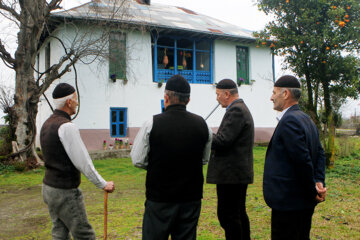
left=0, top=0, right=359, bottom=122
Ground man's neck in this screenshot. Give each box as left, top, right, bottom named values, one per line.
left=282, top=101, right=298, bottom=111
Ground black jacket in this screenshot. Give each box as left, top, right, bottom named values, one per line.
left=146, top=104, right=209, bottom=202
left=207, top=99, right=254, bottom=184
left=263, top=104, right=326, bottom=211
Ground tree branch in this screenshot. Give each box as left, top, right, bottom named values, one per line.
left=0, top=0, right=20, bottom=21
left=38, top=53, right=79, bottom=96
left=47, top=0, right=63, bottom=12
left=0, top=39, right=15, bottom=68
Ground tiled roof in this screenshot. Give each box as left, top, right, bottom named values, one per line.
left=53, top=0, right=255, bottom=42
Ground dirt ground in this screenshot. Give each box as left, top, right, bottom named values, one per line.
left=0, top=185, right=50, bottom=239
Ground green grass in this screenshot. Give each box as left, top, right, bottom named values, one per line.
left=0, top=144, right=360, bottom=239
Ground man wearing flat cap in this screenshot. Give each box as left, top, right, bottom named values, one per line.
left=40, top=83, right=115, bottom=240
left=131, top=74, right=212, bottom=240
left=263, top=75, right=327, bottom=239
left=207, top=78, right=254, bottom=240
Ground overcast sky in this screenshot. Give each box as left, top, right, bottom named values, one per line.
left=0, top=0, right=359, bottom=122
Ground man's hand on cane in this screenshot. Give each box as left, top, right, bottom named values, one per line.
left=104, top=181, right=115, bottom=193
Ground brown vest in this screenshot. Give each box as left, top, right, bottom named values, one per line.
left=40, top=110, right=81, bottom=189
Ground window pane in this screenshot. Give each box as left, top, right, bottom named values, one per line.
left=119, top=110, right=124, bottom=122
left=119, top=124, right=124, bottom=135
left=111, top=111, right=117, bottom=123
left=236, top=46, right=249, bottom=84
left=196, top=52, right=210, bottom=71
left=157, top=36, right=173, bottom=47
left=109, top=32, right=126, bottom=79
left=196, top=40, right=210, bottom=51
left=111, top=124, right=117, bottom=136
left=157, top=47, right=174, bottom=69
left=177, top=50, right=193, bottom=70
left=177, top=39, right=192, bottom=49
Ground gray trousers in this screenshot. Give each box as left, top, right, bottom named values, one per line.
left=42, top=184, right=96, bottom=240
left=142, top=200, right=201, bottom=240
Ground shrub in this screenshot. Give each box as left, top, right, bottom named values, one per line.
left=0, top=125, right=12, bottom=157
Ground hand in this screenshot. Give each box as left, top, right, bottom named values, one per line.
left=315, top=182, right=327, bottom=203
left=103, top=181, right=115, bottom=193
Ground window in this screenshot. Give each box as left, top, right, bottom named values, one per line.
left=110, top=108, right=127, bottom=137
left=109, top=32, right=126, bottom=80
left=236, top=46, right=249, bottom=85
left=161, top=99, right=165, bottom=112
left=152, top=35, right=213, bottom=84
left=45, top=42, right=50, bottom=71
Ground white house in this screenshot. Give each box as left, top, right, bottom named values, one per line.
left=36, top=0, right=278, bottom=150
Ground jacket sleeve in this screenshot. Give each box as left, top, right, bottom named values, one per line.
left=130, top=118, right=153, bottom=169
left=212, top=107, right=245, bottom=150
left=280, top=116, right=318, bottom=200
left=314, top=140, right=326, bottom=186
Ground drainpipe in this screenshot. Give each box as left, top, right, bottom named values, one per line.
left=272, top=53, right=275, bottom=82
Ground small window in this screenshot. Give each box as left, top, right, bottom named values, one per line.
left=110, top=108, right=127, bottom=137
left=236, top=46, right=249, bottom=85
left=109, top=32, right=126, bottom=80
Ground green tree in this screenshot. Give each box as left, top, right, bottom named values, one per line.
left=256, top=0, right=360, bottom=168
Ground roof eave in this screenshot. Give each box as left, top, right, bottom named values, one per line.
left=50, top=14, right=256, bottom=44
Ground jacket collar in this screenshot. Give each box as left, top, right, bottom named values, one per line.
left=165, top=104, right=187, bottom=112
left=54, top=109, right=71, bottom=120
left=226, top=98, right=243, bottom=111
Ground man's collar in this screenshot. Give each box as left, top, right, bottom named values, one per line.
left=276, top=104, right=298, bottom=121
left=226, top=98, right=240, bottom=111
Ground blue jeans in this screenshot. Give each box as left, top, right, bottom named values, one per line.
left=42, top=184, right=96, bottom=240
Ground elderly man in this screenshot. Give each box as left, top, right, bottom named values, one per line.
left=263, top=75, right=326, bottom=240
left=40, top=83, right=115, bottom=240
left=207, top=79, right=254, bottom=240
left=131, top=74, right=212, bottom=240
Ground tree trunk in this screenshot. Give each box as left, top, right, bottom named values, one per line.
left=322, top=79, right=335, bottom=168
left=12, top=0, right=46, bottom=164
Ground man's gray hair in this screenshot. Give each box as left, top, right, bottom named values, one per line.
left=281, top=87, right=301, bottom=101
left=165, top=90, right=190, bottom=105
left=53, top=93, right=75, bottom=109
left=228, top=88, right=238, bottom=95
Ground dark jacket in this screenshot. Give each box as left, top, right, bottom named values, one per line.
left=146, top=104, right=209, bottom=202
left=40, top=110, right=81, bottom=189
left=207, top=99, right=254, bottom=184
left=263, top=104, right=326, bottom=211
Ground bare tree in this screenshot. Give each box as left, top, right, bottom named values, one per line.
left=0, top=0, right=137, bottom=163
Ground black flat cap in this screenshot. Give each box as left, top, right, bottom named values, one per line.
left=216, top=79, right=237, bottom=89
left=165, top=75, right=190, bottom=94
left=274, top=75, right=301, bottom=88
left=52, top=83, right=75, bottom=99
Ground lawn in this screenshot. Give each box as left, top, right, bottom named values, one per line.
left=0, top=143, right=359, bottom=239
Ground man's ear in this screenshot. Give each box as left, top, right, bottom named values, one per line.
left=283, top=89, right=291, bottom=100
left=65, top=98, right=72, bottom=108
left=164, top=94, right=169, bottom=103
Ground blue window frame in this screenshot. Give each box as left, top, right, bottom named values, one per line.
left=161, top=99, right=165, bottom=112
left=110, top=108, right=127, bottom=137
left=152, top=35, right=213, bottom=84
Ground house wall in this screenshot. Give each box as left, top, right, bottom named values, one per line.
left=36, top=26, right=277, bottom=150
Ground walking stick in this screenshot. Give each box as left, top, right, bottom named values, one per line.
left=104, top=191, right=108, bottom=240
left=205, top=103, right=220, bottom=120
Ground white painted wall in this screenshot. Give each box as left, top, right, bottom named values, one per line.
left=36, top=25, right=278, bottom=147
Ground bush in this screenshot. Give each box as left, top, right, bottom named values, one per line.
left=0, top=162, right=15, bottom=174
left=0, top=125, right=12, bottom=157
